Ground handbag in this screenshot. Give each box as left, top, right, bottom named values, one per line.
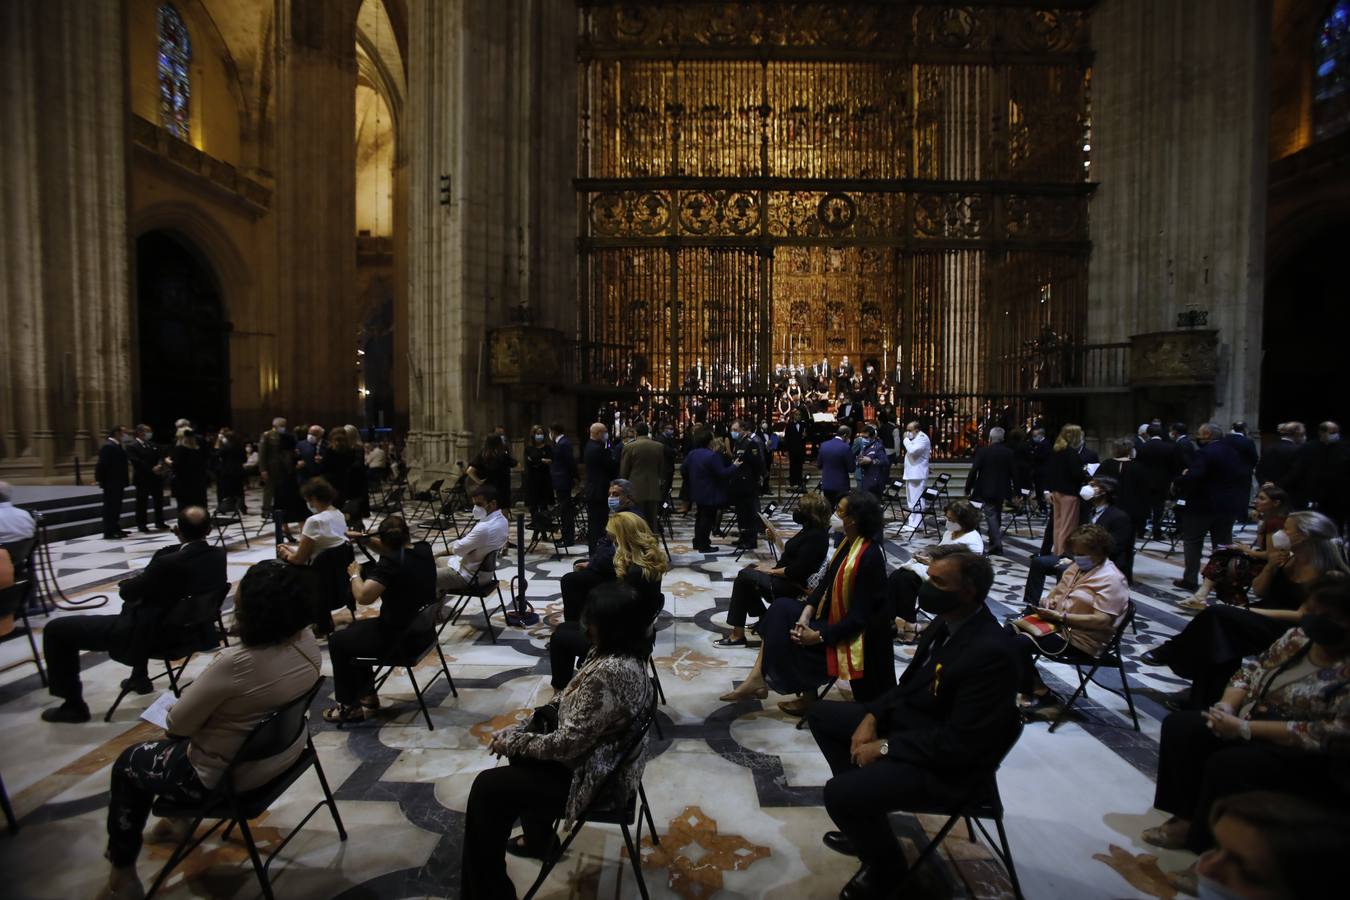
left=524, top=701, right=559, bottom=735
left=1011, top=613, right=1057, bottom=638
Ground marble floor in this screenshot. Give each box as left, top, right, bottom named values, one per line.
left=0, top=488, right=1221, bottom=899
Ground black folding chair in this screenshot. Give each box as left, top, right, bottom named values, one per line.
left=369, top=485, right=407, bottom=526
left=932, top=471, right=953, bottom=510
left=896, top=487, right=942, bottom=541
left=406, top=478, right=445, bottom=525
left=0, top=567, right=46, bottom=686
left=1032, top=601, right=1141, bottom=733
left=0, top=770, right=16, bottom=833
left=645, top=607, right=668, bottom=738
left=211, top=497, right=250, bottom=549
left=781, top=474, right=814, bottom=513
left=1138, top=501, right=1182, bottom=557
left=440, top=551, right=509, bottom=644
left=105, top=584, right=231, bottom=722
left=1006, top=489, right=1035, bottom=537
left=899, top=722, right=1026, bottom=900
left=522, top=692, right=660, bottom=900
left=794, top=678, right=839, bottom=730
left=143, top=680, right=347, bottom=899
left=348, top=601, right=458, bottom=731
left=3, top=537, right=44, bottom=616
left=311, top=543, right=357, bottom=635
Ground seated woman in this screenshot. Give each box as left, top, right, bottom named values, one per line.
left=889, top=498, right=986, bottom=631
left=277, top=477, right=347, bottom=566
left=720, top=491, right=892, bottom=715
left=715, top=491, right=831, bottom=647
left=323, top=515, right=438, bottom=723
left=1142, top=511, right=1349, bottom=709
left=549, top=511, right=667, bottom=690
left=1143, top=575, right=1350, bottom=863
left=1010, top=523, right=1130, bottom=713
left=1178, top=483, right=1291, bottom=611
left=96, top=561, right=321, bottom=900
left=463, top=581, right=656, bottom=898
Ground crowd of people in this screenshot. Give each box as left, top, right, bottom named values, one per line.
left=14, top=409, right=1349, bottom=899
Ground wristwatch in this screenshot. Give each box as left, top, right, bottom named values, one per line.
left=879, top=740, right=889, bottom=757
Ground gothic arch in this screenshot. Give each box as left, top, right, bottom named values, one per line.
left=131, top=201, right=252, bottom=325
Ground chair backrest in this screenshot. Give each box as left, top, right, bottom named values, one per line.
left=1104, top=600, right=1136, bottom=658
left=215, top=497, right=242, bottom=516
left=154, top=583, right=231, bottom=655
left=2, top=538, right=36, bottom=580
left=427, top=479, right=444, bottom=493
left=578, top=688, right=658, bottom=817
left=936, top=472, right=951, bottom=485
left=313, top=543, right=356, bottom=605
left=229, top=678, right=322, bottom=768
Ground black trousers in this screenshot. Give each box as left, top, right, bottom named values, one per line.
left=554, top=493, right=575, bottom=544
left=133, top=478, right=166, bottom=529
left=1181, top=512, right=1235, bottom=587
left=462, top=757, right=572, bottom=900
left=732, top=491, right=758, bottom=547
left=1021, top=553, right=1068, bottom=608
left=549, top=622, right=592, bottom=689
left=727, top=567, right=793, bottom=627
left=806, top=701, right=963, bottom=870
left=1146, top=494, right=1167, bottom=538
left=560, top=568, right=611, bottom=622
left=981, top=500, right=1005, bottom=552
left=102, top=485, right=125, bottom=536
left=789, top=448, right=805, bottom=486
left=1153, top=605, right=1288, bottom=708
left=586, top=498, right=609, bottom=553
left=327, top=619, right=395, bottom=704
left=44, top=614, right=145, bottom=703
left=107, top=738, right=207, bottom=866
left=638, top=500, right=661, bottom=534
left=1154, top=711, right=1338, bottom=852
left=693, top=503, right=718, bottom=550
left=889, top=568, right=921, bottom=622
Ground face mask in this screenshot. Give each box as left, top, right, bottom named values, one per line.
left=306, top=502, right=318, bottom=514
left=1078, top=485, right=1097, bottom=502
left=1196, top=872, right=1249, bottom=900
left=792, top=510, right=807, bottom=525
left=471, top=505, right=487, bottom=521
left=307, top=434, right=318, bottom=444
left=533, top=433, right=545, bottom=442
left=600, top=432, right=609, bottom=443
left=607, top=497, right=622, bottom=512
left=944, top=520, right=960, bottom=533
left=1270, top=529, right=1292, bottom=551
left=730, top=430, right=741, bottom=440
left=829, top=514, right=844, bottom=532
left=1301, top=613, right=1349, bottom=647
left=917, top=581, right=962, bottom=615
left=1328, top=433, right=1342, bottom=442
left=663, top=430, right=674, bottom=438
left=1073, top=554, right=1096, bottom=570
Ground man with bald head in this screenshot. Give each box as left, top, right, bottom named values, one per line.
left=583, top=422, right=618, bottom=553
left=39, top=506, right=227, bottom=723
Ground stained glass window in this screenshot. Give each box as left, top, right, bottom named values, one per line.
left=157, top=4, right=192, bottom=140
left=1316, top=0, right=1350, bottom=139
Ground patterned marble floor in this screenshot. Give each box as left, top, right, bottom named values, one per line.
left=0, top=487, right=1228, bottom=899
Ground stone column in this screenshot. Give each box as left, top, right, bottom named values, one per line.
left=0, top=0, right=131, bottom=479
left=1088, top=0, right=1268, bottom=425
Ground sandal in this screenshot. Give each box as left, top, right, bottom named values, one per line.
left=322, top=704, right=366, bottom=724
left=1142, top=819, right=1190, bottom=850
left=1177, top=597, right=1209, bottom=612
left=719, top=684, right=769, bottom=702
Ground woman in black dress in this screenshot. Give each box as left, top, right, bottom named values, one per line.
left=467, top=434, right=517, bottom=511
left=1142, top=511, right=1349, bottom=708
left=214, top=427, right=247, bottom=512
left=1096, top=438, right=1147, bottom=536
left=523, top=423, right=553, bottom=528
left=167, top=427, right=209, bottom=510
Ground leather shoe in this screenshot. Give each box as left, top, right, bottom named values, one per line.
left=1172, top=578, right=1199, bottom=591
left=41, top=701, right=91, bottom=724
left=840, top=862, right=904, bottom=900
left=1140, top=648, right=1167, bottom=666
left=822, top=830, right=857, bottom=857
left=121, top=675, right=154, bottom=695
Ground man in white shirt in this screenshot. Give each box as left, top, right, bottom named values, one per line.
left=902, top=422, right=932, bottom=528
left=435, top=484, right=509, bottom=592
left=0, top=482, right=36, bottom=546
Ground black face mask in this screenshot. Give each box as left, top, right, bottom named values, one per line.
left=792, top=510, right=807, bottom=525
left=917, top=581, right=962, bottom=615
left=1301, top=614, right=1349, bottom=648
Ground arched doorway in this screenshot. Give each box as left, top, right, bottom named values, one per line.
left=1261, top=221, right=1350, bottom=432
left=135, top=231, right=231, bottom=436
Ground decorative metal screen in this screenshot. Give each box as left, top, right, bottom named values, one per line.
left=576, top=0, right=1094, bottom=457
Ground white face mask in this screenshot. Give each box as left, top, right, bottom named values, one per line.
left=829, top=514, right=844, bottom=532
left=1079, top=485, right=1097, bottom=502
left=1270, top=529, right=1292, bottom=551
left=306, top=502, right=318, bottom=514
left=307, top=434, right=318, bottom=444
left=472, top=505, right=487, bottom=521
left=944, top=520, right=961, bottom=534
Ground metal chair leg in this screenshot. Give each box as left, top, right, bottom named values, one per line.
left=236, top=817, right=276, bottom=900
left=994, top=814, right=1025, bottom=900
left=1118, top=660, right=1141, bottom=731
left=620, top=823, right=652, bottom=900
left=405, top=666, right=434, bottom=731
left=310, top=751, right=348, bottom=840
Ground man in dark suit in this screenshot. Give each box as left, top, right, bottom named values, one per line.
left=966, top=427, right=1015, bottom=554
left=1286, top=421, right=1348, bottom=533
left=1171, top=422, right=1198, bottom=471
left=39, top=507, right=226, bottom=723
left=548, top=423, right=577, bottom=545
left=656, top=421, right=679, bottom=499
left=806, top=552, right=1020, bottom=898
left=1028, top=427, right=1051, bottom=513
left=95, top=426, right=130, bottom=539
left=1022, top=475, right=1135, bottom=606
left=726, top=419, right=764, bottom=550
left=1175, top=423, right=1250, bottom=591
left=1226, top=421, right=1259, bottom=471
left=582, top=422, right=618, bottom=553
left=817, top=426, right=856, bottom=508
left=1136, top=424, right=1178, bottom=539
left=126, top=424, right=168, bottom=533
left=784, top=410, right=809, bottom=487
left=1257, top=421, right=1306, bottom=497
left=295, top=424, right=325, bottom=484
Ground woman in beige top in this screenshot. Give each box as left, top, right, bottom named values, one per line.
left=1011, top=524, right=1130, bottom=713
left=97, top=561, right=321, bottom=900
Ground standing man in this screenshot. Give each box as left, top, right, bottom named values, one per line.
left=657, top=421, right=679, bottom=502
left=258, top=417, right=288, bottom=513
left=966, top=426, right=1015, bottom=555
left=583, top=422, right=617, bottom=553
left=1174, top=423, right=1248, bottom=592
left=548, top=423, right=578, bottom=545
left=619, top=422, right=666, bottom=530
left=785, top=408, right=809, bottom=487
left=1135, top=423, right=1177, bottom=539
left=1257, top=421, right=1307, bottom=498
left=296, top=425, right=325, bottom=484
left=856, top=425, right=890, bottom=500
left=817, top=426, right=856, bottom=509
left=727, top=419, right=764, bottom=551
left=127, top=425, right=168, bottom=533
left=1028, top=426, right=1052, bottom=514
left=902, top=421, right=932, bottom=529
left=96, top=426, right=130, bottom=540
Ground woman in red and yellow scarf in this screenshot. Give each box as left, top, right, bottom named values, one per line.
left=722, top=490, right=892, bottom=716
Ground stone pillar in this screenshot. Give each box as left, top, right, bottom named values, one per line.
left=405, top=0, right=576, bottom=482
left=0, top=0, right=131, bottom=479
left=1088, top=0, right=1268, bottom=426
left=273, top=0, right=362, bottom=429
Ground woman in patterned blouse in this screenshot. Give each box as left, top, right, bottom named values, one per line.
left=461, top=580, right=656, bottom=899
left=1145, top=573, right=1350, bottom=859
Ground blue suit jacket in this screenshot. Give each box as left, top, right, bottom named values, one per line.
left=550, top=436, right=576, bottom=493
left=858, top=438, right=890, bottom=493
left=1180, top=439, right=1250, bottom=518
left=682, top=447, right=735, bottom=507
left=817, top=437, right=856, bottom=494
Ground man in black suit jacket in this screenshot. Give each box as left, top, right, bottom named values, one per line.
left=40, top=507, right=227, bottom=723
left=1028, top=428, right=1051, bottom=512
left=1174, top=424, right=1251, bottom=590
left=95, top=426, right=130, bottom=539
left=806, top=551, right=1020, bottom=899
left=1136, top=424, right=1179, bottom=538
left=126, top=424, right=168, bottom=533
left=1023, top=475, right=1135, bottom=605
left=582, top=422, right=618, bottom=552
left=1257, top=422, right=1306, bottom=498
left=966, top=427, right=1015, bottom=554
left=1225, top=421, right=1259, bottom=471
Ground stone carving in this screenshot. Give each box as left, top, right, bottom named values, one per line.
left=1129, top=330, right=1219, bottom=387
